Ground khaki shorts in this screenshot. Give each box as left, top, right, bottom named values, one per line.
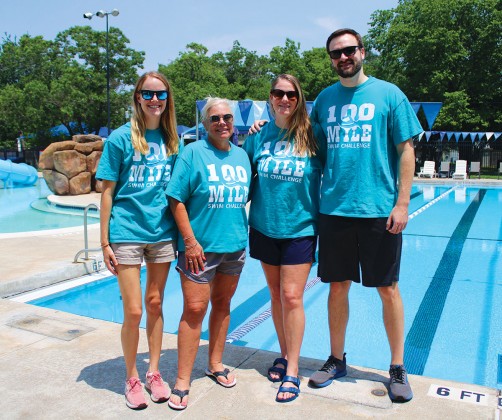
left=111, top=241, right=176, bottom=265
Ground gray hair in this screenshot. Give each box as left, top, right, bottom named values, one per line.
left=201, top=97, right=232, bottom=121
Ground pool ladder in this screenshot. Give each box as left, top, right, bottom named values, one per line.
left=73, top=204, right=103, bottom=269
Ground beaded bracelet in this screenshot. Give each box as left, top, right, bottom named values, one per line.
left=100, top=243, right=110, bottom=248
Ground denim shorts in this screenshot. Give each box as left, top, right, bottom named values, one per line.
left=176, top=250, right=246, bottom=284
left=111, top=241, right=176, bottom=265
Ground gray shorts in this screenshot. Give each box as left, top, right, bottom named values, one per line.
left=111, top=241, right=176, bottom=265
left=176, top=250, right=246, bottom=284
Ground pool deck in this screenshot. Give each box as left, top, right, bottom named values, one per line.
left=1, top=178, right=501, bottom=419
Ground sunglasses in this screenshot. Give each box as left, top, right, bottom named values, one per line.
left=270, top=89, right=299, bottom=100
left=139, top=90, right=168, bottom=100
left=209, top=114, right=233, bottom=123
left=328, top=46, right=361, bottom=60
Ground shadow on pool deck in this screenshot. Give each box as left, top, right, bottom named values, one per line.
left=0, top=184, right=500, bottom=418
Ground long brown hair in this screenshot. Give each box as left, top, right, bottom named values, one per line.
left=269, top=74, right=317, bottom=157
left=130, top=71, right=179, bottom=156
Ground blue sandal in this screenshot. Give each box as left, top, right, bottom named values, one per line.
left=267, top=357, right=288, bottom=383
left=276, top=375, right=300, bottom=403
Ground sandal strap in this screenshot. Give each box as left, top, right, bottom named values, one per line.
left=210, top=368, right=230, bottom=379
left=171, top=388, right=189, bottom=398
left=278, top=385, right=300, bottom=395
left=282, top=375, right=301, bottom=387
left=273, top=357, right=288, bottom=367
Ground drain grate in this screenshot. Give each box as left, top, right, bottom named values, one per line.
left=7, top=314, right=94, bottom=341
left=371, top=389, right=387, bottom=397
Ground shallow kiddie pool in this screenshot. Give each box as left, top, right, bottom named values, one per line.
left=0, top=179, right=98, bottom=234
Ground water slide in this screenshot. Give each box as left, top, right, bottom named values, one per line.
left=0, top=159, right=38, bottom=187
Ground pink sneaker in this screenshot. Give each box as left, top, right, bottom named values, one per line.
left=145, top=371, right=171, bottom=403
left=124, top=377, right=148, bottom=410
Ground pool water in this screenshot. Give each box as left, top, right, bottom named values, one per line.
left=21, top=184, right=502, bottom=388
left=0, top=179, right=98, bottom=233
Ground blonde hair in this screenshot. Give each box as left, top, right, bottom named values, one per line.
left=130, top=71, right=179, bottom=155
left=269, top=74, right=317, bottom=157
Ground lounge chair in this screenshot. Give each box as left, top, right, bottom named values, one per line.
left=469, top=161, right=481, bottom=179
left=498, top=162, right=502, bottom=180
left=439, top=161, right=450, bottom=178
left=452, top=160, right=467, bottom=180
left=418, top=161, right=437, bottom=178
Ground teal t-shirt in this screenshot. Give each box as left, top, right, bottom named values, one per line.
left=96, top=122, right=180, bottom=243
left=166, top=138, right=251, bottom=253
left=242, top=122, right=323, bottom=238
left=311, top=76, right=423, bottom=217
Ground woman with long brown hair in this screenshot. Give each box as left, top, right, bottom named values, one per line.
left=243, top=74, right=323, bottom=403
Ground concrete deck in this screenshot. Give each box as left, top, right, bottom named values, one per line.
left=1, top=179, right=501, bottom=418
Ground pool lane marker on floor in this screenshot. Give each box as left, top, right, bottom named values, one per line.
left=224, top=187, right=456, bottom=345
left=225, top=276, right=321, bottom=344
left=404, top=188, right=487, bottom=375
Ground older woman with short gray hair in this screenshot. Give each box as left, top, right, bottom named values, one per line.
left=166, top=97, right=252, bottom=410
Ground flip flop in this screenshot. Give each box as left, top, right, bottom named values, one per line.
left=168, top=388, right=189, bottom=410
left=267, top=357, right=288, bottom=383
left=204, top=367, right=237, bottom=388
left=276, top=375, right=300, bottom=403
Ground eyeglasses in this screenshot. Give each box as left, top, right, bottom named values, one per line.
left=209, top=114, right=233, bottom=123
left=270, top=89, right=299, bottom=100
left=140, top=90, right=168, bottom=100
left=328, top=46, right=361, bottom=60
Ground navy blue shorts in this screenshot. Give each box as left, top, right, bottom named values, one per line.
left=317, top=214, right=402, bottom=287
left=249, top=227, right=317, bottom=266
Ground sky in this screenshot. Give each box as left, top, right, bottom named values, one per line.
left=0, top=0, right=399, bottom=71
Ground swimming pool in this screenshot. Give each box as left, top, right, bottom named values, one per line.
left=15, top=183, right=502, bottom=389
left=0, top=179, right=98, bottom=234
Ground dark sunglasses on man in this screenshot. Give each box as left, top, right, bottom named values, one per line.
left=328, top=46, right=361, bottom=60
left=140, top=90, right=169, bottom=100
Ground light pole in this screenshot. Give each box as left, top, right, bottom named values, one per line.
left=83, top=9, right=119, bottom=137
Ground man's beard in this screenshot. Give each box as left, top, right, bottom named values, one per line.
left=336, top=60, right=362, bottom=79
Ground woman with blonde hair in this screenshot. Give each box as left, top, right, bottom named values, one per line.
left=243, top=74, right=323, bottom=403
left=97, top=71, right=181, bottom=410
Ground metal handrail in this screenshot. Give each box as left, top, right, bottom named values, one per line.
left=73, top=203, right=101, bottom=262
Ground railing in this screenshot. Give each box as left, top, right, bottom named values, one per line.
left=413, top=137, right=502, bottom=176
left=73, top=203, right=101, bottom=262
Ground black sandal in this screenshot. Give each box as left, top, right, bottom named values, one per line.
left=267, top=357, right=288, bottom=383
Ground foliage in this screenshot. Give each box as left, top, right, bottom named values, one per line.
left=0, top=27, right=144, bottom=148
left=1, top=0, right=499, bottom=149
left=367, top=0, right=502, bottom=131
left=160, top=39, right=335, bottom=126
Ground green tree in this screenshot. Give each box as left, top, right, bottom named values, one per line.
left=269, top=38, right=307, bottom=81
left=0, top=27, right=144, bottom=147
left=160, top=43, right=231, bottom=126
left=367, top=0, right=501, bottom=130
left=54, top=26, right=144, bottom=134
left=0, top=34, right=56, bottom=88
left=301, top=47, right=335, bottom=100
left=212, top=41, right=271, bottom=100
